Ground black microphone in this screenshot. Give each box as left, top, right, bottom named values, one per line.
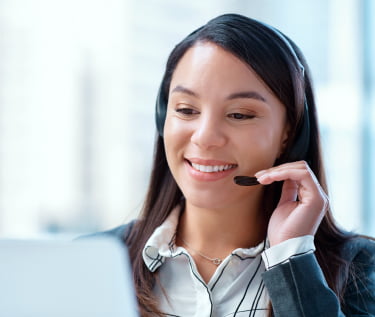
left=233, top=176, right=260, bottom=186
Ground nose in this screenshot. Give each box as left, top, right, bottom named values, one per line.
left=190, top=113, right=227, bottom=149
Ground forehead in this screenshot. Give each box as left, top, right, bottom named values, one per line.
left=172, top=42, right=254, bottom=81
left=169, top=42, right=279, bottom=103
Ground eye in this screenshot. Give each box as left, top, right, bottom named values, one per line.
left=175, top=107, right=199, bottom=116
left=228, top=113, right=256, bottom=120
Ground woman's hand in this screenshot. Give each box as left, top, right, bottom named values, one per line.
left=255, top=161, right=329, bottom=247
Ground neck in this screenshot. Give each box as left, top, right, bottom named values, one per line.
left=177, top=194, right=267, bottom=258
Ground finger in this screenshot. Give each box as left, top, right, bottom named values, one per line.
left=256, top=161, right=329, bottom=208
left=256, top=167, right=314, bottom=188
left=278, top=179, right=298, bottom=205
left=258, top=167, right=326, bottom=204
left=260, top=166, right=329, bottom=214
left=255, top=160, right=308, bottom=178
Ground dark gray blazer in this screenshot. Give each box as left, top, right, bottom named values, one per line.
left=91, top=222, right=375, bottom=317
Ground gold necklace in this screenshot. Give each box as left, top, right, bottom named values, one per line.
left=179, top=236, right=222, bottom=266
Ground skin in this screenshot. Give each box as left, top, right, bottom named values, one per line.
left=163, top=42, right=328, bottom=282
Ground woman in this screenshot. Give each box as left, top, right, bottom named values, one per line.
left=96, top=14, right=375, bottom=316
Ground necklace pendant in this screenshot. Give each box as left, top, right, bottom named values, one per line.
left=212, top=258, right=222, bottom=265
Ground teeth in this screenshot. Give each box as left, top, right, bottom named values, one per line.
left=191, top=163, right=235, bottom=173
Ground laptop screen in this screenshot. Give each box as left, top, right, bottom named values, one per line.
left=0, top=237, right=139, bottom=317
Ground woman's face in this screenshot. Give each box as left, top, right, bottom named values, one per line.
left=163, top=42, right=289, bottom=210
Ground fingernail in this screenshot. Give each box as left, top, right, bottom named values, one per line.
left=255, top=170, right=266, bottom=178
left=256, top=174, right=267, bottom=183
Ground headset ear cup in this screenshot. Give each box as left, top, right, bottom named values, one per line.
left=288, top=100, right=310, bottom=162
left=155, top=84, right=168, bottom=137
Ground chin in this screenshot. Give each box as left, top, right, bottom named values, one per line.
left=188, top=200, right=226, bottom=211
left=182, top=184, right=261, bottom=211
left=184, top=192, right=235, bottom=211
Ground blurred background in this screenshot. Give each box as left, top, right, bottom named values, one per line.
left=0, top=0, right=374, bottom=238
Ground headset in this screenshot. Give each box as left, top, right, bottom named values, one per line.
left=155, top=83, right=168, bottom=138
left=262, top=23, right=311, bottom=162
left=155, top=22, right=310, bottom=163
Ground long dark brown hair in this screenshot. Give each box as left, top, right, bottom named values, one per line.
left=125, top=14, right=356, bottom=316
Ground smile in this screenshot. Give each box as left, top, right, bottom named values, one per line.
left=190, top=162, right=237, bottom=173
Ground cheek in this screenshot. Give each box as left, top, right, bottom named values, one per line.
left=256, top=116, right=288, bottom=155
left=257, top=131, right=283, bottom=154
left=241, top=129, right=285, bottom=169
left=163, top=117, right=188, bottom=166
left=163, top=121, right=176, bottom=165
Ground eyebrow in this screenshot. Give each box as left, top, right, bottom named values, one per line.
left=227, top=91, right=266, bottom=102
left=171, top=85, right=198, bottom=97
left=170, top=85, right=266, bottom=102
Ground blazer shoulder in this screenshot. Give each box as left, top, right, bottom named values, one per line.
left=342, top=236, right=375, bottom=314
left=342, top=236, right=375, bottom=264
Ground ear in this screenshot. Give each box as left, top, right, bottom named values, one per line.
left=278, top=123, right=290, bottom=159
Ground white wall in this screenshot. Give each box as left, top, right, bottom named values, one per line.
left=0, top=0, right=373, bottom=237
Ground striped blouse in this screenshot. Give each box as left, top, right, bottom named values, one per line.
left=142, top=207, right=314, bottom=317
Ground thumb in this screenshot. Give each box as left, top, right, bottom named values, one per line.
left=278, top=179, right=298, bottom=206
